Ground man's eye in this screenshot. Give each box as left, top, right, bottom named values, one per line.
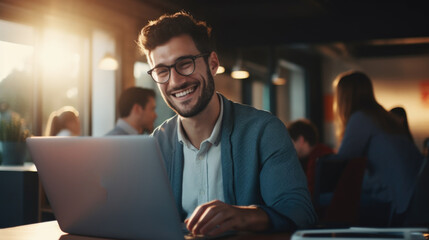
left=155, top=68, right=169, bottom=76
left=177, top=59, right=193, bottom=70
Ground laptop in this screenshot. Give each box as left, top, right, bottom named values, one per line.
left=291, top=227, right=429, bottom=240
left=27, top=135, right=185, bottom=240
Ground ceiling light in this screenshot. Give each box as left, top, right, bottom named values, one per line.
left=230, top=58, right=249, bottom=79
left=271, top=73, right=286, bottom=85
left=231, top=69, right=249, bottom=79
left=98, top=53, right=118, bottom=70
left=216, top=66, right=225, bottom=74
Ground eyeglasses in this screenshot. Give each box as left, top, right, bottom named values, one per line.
left=147, top=53, right=210, bottom=84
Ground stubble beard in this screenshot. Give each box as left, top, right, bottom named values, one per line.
left=165, top=69, right=215, bottom=118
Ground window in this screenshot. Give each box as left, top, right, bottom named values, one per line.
left=0, top=20, right=35, bottom=132
left=0, top=13, right=118, bottom=138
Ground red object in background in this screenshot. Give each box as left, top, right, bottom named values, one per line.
left=421, top=81, right=429, bottom=108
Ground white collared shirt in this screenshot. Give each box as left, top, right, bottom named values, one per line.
left=178, top=95, right=224, bottom=218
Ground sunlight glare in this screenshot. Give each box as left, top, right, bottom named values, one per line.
left=0, top=41, right=33, bottom=82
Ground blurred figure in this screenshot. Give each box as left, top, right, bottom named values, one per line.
left=390, top=106, right=414, bottom=143
left=288, top=119, right=334, bottom=196
left=332, top=70, right=424, bottom=226
left=105, top=87, right=157, bottom=135
left=45, top=106, right=81, bottom=136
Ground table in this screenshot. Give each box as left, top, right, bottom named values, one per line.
left=0, top=221, right=292, bottom=240
left=0, top=163, right=39, bottom=228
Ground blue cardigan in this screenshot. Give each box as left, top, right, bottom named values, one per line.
left=151, top=94, right=317, bottom=231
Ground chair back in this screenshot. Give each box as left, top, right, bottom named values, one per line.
left=402, top=157, right=429, bottom=227
left=314, top=155, right=367, bottom=227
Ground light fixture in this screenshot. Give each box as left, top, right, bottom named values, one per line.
left=271, top=73, right=287, bottom=86
left=98, top=53, right=118, bottom=70
left=216, top=66, right=225, bottom=74
left=230, top=58, right=249, bottom=79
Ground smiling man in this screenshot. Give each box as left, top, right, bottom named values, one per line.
left=138, top=11, right=316, bottom=237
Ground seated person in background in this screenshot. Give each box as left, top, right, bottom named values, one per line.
left=105, top=87, right=157, bottom=135
left=332, top=70, right=424, bottom=226
left=138, top=11, right=316, bottom=237
left=45, top=106, right=80, bottom=136
left=287, top=119, right=334, bottom=196
left=389, top=106, right=414, bottom=144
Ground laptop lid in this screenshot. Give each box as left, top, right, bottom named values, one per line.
left=27, top=135, right=184, bottom=240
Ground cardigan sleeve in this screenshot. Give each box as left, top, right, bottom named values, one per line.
left=258, top=116, right=317, bottom=231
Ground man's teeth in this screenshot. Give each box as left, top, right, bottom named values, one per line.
left=175, top=88, right=194, bottom=97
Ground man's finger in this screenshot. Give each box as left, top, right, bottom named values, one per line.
left=192, top=204, right=227, bottom=234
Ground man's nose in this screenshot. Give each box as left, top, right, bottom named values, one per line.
left=169, top=67, right=186, bottom=85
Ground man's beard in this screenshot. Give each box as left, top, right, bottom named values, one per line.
left=166, top=69, right=215, bottom=118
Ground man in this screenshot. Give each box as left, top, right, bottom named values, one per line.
left=138, top=11, right=316, bottom=236
left=105, top=87, right=157, bottom=135
left=287, top=119, right=334, bottom=196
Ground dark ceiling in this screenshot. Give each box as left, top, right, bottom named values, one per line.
left=140, top=0, right=429, bottom=58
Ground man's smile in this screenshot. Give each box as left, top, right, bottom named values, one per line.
left=171, top=84, right=198, bottom=99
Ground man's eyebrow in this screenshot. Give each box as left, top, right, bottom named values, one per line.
left=153, top=55, right=195, bottom=68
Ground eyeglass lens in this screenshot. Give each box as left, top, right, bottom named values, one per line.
left=151, top=57, right=195, bottom=83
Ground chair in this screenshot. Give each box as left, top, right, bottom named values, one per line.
left=313, top=155, right=367, bottom=227
left=402, top=157, right=429, bottom=227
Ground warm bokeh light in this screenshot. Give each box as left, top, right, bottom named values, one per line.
left=98, top=53, right=118, bottom=70
left=216, top=66, right=225, bottom=74
left=66, top=87, right=78, bottom=99
left=272, top=77, right=287, bottom=85
left=231, top=70, right=249, bottom=79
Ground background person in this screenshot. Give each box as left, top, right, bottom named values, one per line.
left=138, top=11, right=316, bottom=237
left=332, top=70, right=423, bottom=226
left=45, top=106, right=80, bottom=136
left=105, top=87, right=157, bottom=135
left=389, top=106, right=414, bottom=143
left=287, top=118, right=334, bottom=196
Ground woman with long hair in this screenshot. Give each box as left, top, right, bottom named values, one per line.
left=333, top=70, right=423, bottom=226
left=44, top=106, right=81, bottom=136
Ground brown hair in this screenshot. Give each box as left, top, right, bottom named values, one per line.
left=333, top=70, right=403, bottom=140
left=118, top=87, right=155, bottom=118
left=45, top=106, right=79, bottom=136
left=137, top=11, right=215, bottom=58
left=288, top=119, right=319, bottom=147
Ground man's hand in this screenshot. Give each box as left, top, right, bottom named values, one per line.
left=184, top=200, right=270, bottom=236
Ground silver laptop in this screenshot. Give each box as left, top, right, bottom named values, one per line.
left=27, top=135, right=184, bottom=240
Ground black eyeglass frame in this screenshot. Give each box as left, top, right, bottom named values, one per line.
left=147, top=53, right=210, bottom=84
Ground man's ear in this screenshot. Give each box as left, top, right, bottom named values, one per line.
left=208, top=51, right=219, bottom=76
left=131, top=103, right=143, bottom=114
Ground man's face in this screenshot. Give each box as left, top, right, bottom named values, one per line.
left=139, top=97, right=157, bottom=133
left=292, top=136, right=311, bottom=159
left=148, top=35, right=216, bottom=118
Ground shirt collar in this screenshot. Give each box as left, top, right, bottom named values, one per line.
left=177, top=93, right=224, bottom=148
left=117, top=118, right=139, bottom=135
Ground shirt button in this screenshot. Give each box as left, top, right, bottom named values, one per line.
left=198, top=155, right=204, bottom=161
